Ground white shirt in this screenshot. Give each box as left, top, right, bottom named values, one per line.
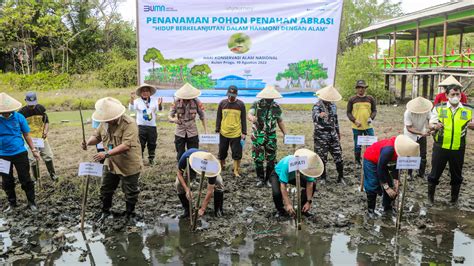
left=403, top=110, right=431, bottom=141
left=128, top=97, right=161, bottom=127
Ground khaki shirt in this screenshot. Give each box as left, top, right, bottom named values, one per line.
left=93, top=115, right=142, bottom=176
left=169, top=98, right=205, bottom=138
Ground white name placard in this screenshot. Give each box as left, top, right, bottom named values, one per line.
left=191, top=157, right=219, bottom=173
left=78, top=162, right=104, bottom=177
left=32, top=138, right=45, bottom=148
left=199, top=134, right=220, bottom=144
left=396, top=157, right=421, bottom=170
left=0, top=159, right=11, bottom=174
left=357, top=136, right=378, bottom=146
left=284, top=135, right=305, bottom=145
left=96, top=142, right=104, bottom=150
left=288, top=156, right=309, bottom=172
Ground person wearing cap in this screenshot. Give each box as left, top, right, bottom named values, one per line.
left=270, top=149, right=323, bottom=218
left=129, top=84, right=163, bottom=165
left=347, top=80, right=377, bottom=166
left=82, top=97, right=142, bottom=224
left=312, top=86, right=345, bottom=184
left=215, top=85, right=247, bottom=177
left=169, top=83, right=207, bottom=162
left=248, top=86, right=287, bottom=187
left=175, top=148, right=224, bottom=218
left=427, top=83, right=474, bottom=206
left=433, top=76, right=468, bottom=106
left=403, top=97, right=433, bottom=179
left=363, top=135, right=420, bottom=218
left=0, top=93, right=41, bottom=213
left=18, top=92, right=59, bottom=182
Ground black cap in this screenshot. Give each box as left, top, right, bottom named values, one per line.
left=355, top=80, right=368, bottom=88
left=227, top=85, right=238, bottom=97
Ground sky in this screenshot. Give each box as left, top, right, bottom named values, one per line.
left=118, top=0, right=451, bottom=23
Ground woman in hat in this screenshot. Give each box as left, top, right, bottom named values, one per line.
left=403, top=97, right=433, bottom=179
left=0, top=93, right=41, bottom=213
left=270, top=148, right=323, bottom=218
left=169, top=83, right=207, bottom=162
left=82, top=97, right=142, bottom=224
left=129, top=84, right=163, bottom=165
left=248, top=86, right=287, bottom=188
left=312, top=86, right=345, bottom=184
left=175, top=149, right=224, bottom=218
left=363, top=135, right=419, bottom=218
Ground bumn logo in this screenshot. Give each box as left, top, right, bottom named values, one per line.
left=144, top=5, right=166, bottom=12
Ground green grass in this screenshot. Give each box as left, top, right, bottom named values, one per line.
left=48, top=110, right=93, bottom=125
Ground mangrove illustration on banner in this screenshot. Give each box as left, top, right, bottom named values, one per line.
left=137, top=0, right=343, bottom=101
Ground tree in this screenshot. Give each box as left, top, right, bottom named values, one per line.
left=143, top=48, right=164, bottom=78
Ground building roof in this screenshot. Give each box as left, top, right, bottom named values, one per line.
left=353, top=1, right=474, bottom=40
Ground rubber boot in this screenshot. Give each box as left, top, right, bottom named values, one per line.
left=125, top=201, right=137, bottom=225
left=214, top=191, right=224, bottom=217
left=233, top=160, right=241, bottom=178
left=450, top=184, right=461, bottom=205
left=97, top=211, right=111, bottom=224
left=367, top=193, right=377, bottom=219
left=336, top=162, right=346, bottom=185
left=265, top=162, right=274, bottom=188
left=354, top=151, right=361, bottom=166
left=45, top=160, right=59, bottom=182
left=178, top=193, right=190, bottom=219
left=256, top=165, right=265, bottom=187
left=3, top=204, right=17, bottom=214
left=427, top=183, right=436, bottom=205
left=31, top=164, right=39, bottom=182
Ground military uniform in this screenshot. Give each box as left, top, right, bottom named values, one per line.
left=249, top=99, right=282, bottom=184
left=312, top=99, right=344, bottom=182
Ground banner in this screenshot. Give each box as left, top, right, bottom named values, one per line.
left=137, top=0, right=343, bottom=103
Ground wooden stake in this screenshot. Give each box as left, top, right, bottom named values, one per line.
left=295, top=165, right=302, bottom=230
left=191, top=171, right=206, bottom=231
left=186, top=158, right=194, bottom=228
left=396, top=170, right=408, bottom=231
left=35, top=160, right=41, bottom=191
left=81, top=175, right=90, bottom=231
left=359, top=145, right=366, bottom=192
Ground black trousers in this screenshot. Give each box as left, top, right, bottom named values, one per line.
left=139, top=125, right=157, bottom=161
left=218, top=134, right=242, bottom=160
left=175, top=134, right=199, bottom=161
left=270, top=171, right=312, bottom=213
left=408, top=136, right=427, bottom=176
left=428, top=144, right=465, bottom=186
left=0, top=151, right=35, bottom=205
left=100, top=172, right=140, bottom=212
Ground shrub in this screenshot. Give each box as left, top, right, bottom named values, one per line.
left=99, top=58, right=137, bottom=88
left=0, top=71, right=71, bottom=91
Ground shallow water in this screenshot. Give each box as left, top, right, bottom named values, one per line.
left=1, top=205, right=472, bottom=265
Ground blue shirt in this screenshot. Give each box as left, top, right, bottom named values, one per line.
left=0, top=112, right=30, bottom=156
left=275, top=155, right=315, bottom=184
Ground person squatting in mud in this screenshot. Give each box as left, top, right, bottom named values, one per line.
left=362, top=135, right=420, bottom=218
left=312, top=86, right=345, bottom=185
left=82, top=97, right=143, bottom=225
left=175, top=148, right=224, bottom=218
left=129, top=84, right=163, bottom=166
left=270, top=148, right=324, bottom=218
left=0, top=93, right=41, bottom=214
left=248, top=85, right=287, bottom=188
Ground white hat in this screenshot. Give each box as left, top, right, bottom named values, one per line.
left=189, top=151, right=221, bottom=177
left=406, top=97, right=433, bottom=114
left=256, top=85, right=282, bottom=99
left=174, top=83, right=201, bottom=99
left=395, top=135, right=420, bottom=157
left=0, top=93, right=22, bottom=112
left=92, top=97, right=126, bottom=122
left=439, top=75, right=462, bottom=87
left=315, top=86, right=342, bottom=102
left=136, top=84, right=157, bottom=96
left=294, top=148, right=324, bottom=178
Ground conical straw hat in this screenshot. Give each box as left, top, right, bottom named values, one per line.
left=406, top=97, right=432, bottom=114
left=0, top=93, right=22, bottom=112
left=294, top=148, right=324, bottom=178
left=395, top=135, right=420, bottom=157
left=256, top=85, right=282, bottom=99
left=174, top=83, right=201, bottom=99
left=92, top=97, right=126, bottom=122
left=315, top=86, right=342, bottom=102
left=189, top=151, right=222, bottom=177
left=136, top=84, right=157, bottom=96
left=438, top=75, right=462, bottom=87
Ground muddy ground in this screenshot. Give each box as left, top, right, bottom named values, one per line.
left=0, top=104, right=473, bottom=264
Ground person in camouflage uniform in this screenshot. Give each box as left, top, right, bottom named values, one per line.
left=312, top=86, right=345, bottom=184
left=248, top=86, right=287, bottom=187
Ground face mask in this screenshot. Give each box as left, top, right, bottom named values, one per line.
left=449, top=96, right=460, bottom=105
